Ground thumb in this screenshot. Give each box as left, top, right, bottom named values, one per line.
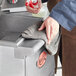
left=38, top=23, right=45, bottom=31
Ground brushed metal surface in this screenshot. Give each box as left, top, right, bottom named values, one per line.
left=0, top=11, right=55, bottom=76
left=14, top=39, right=45, bottom=58
left=0, top=12, right=42, bottom=33
left=1, top=0, right=25, bottom=9
left=0, top=12, right=42, bottom=47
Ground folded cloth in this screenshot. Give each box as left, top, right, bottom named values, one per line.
left=22, top=21, right=60, bottom=55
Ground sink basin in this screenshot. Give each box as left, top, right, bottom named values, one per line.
left=0, top=11, right=45, bottom=57
left=0, top=12, right=42, bottom=46
left=0, top=12, right=42, bottom=33
left=0, top=12, right=55, bottom=76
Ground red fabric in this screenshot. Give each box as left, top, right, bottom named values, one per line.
left=37, top=51, right=47, bottom=68
left=12, top=0, right=14, bottom=3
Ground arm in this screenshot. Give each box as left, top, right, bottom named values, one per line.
left=50, top=0, right=76, bottom=31
left=39, top=0, right=76, bottom=44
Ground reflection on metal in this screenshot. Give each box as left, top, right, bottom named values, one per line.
left=7, top=0, right=18, bottom=4
left=17, top=38, right=24, bottom=46
left=1, top=0, right=26, bottom=12
left=1, top=0, right=25, bottom=9
left=0, top=7, right=54, bottom=76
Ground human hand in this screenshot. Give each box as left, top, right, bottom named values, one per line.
left=26, top=0, right=42, bottom=14
left=38, top=17, right=59, bottom=44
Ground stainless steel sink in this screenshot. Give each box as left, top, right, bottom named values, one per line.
left=0, top=12, right=45, bottom=76
left=0, top=12, right=45, bottom=58
left=0, top=12, right=42, bottom=46
left=0, top=12, right=55, bottom=76
left=0, top=12, right=42, bottom=32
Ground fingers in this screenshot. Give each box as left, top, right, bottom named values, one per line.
left=50, top=26, right=54, bottom=43
left=48, top=26, right=53, bottom=44
left=26, top=6, right=40, bottom=14
left=46, top=25, right=51, bottom=44
left=38, top=22, right=52, bottom=44
left=38, top=17, right=59, bottom=45
left=26, top=0, right=42, bottom=14
left=49, top=25, right=59, bottom=44
left=38, top=22, right=45, bottom=31
left=38, top=23, right=54, bottom=45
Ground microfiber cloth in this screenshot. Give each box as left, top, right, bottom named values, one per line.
left=22, top=21, right=60, bottom=55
